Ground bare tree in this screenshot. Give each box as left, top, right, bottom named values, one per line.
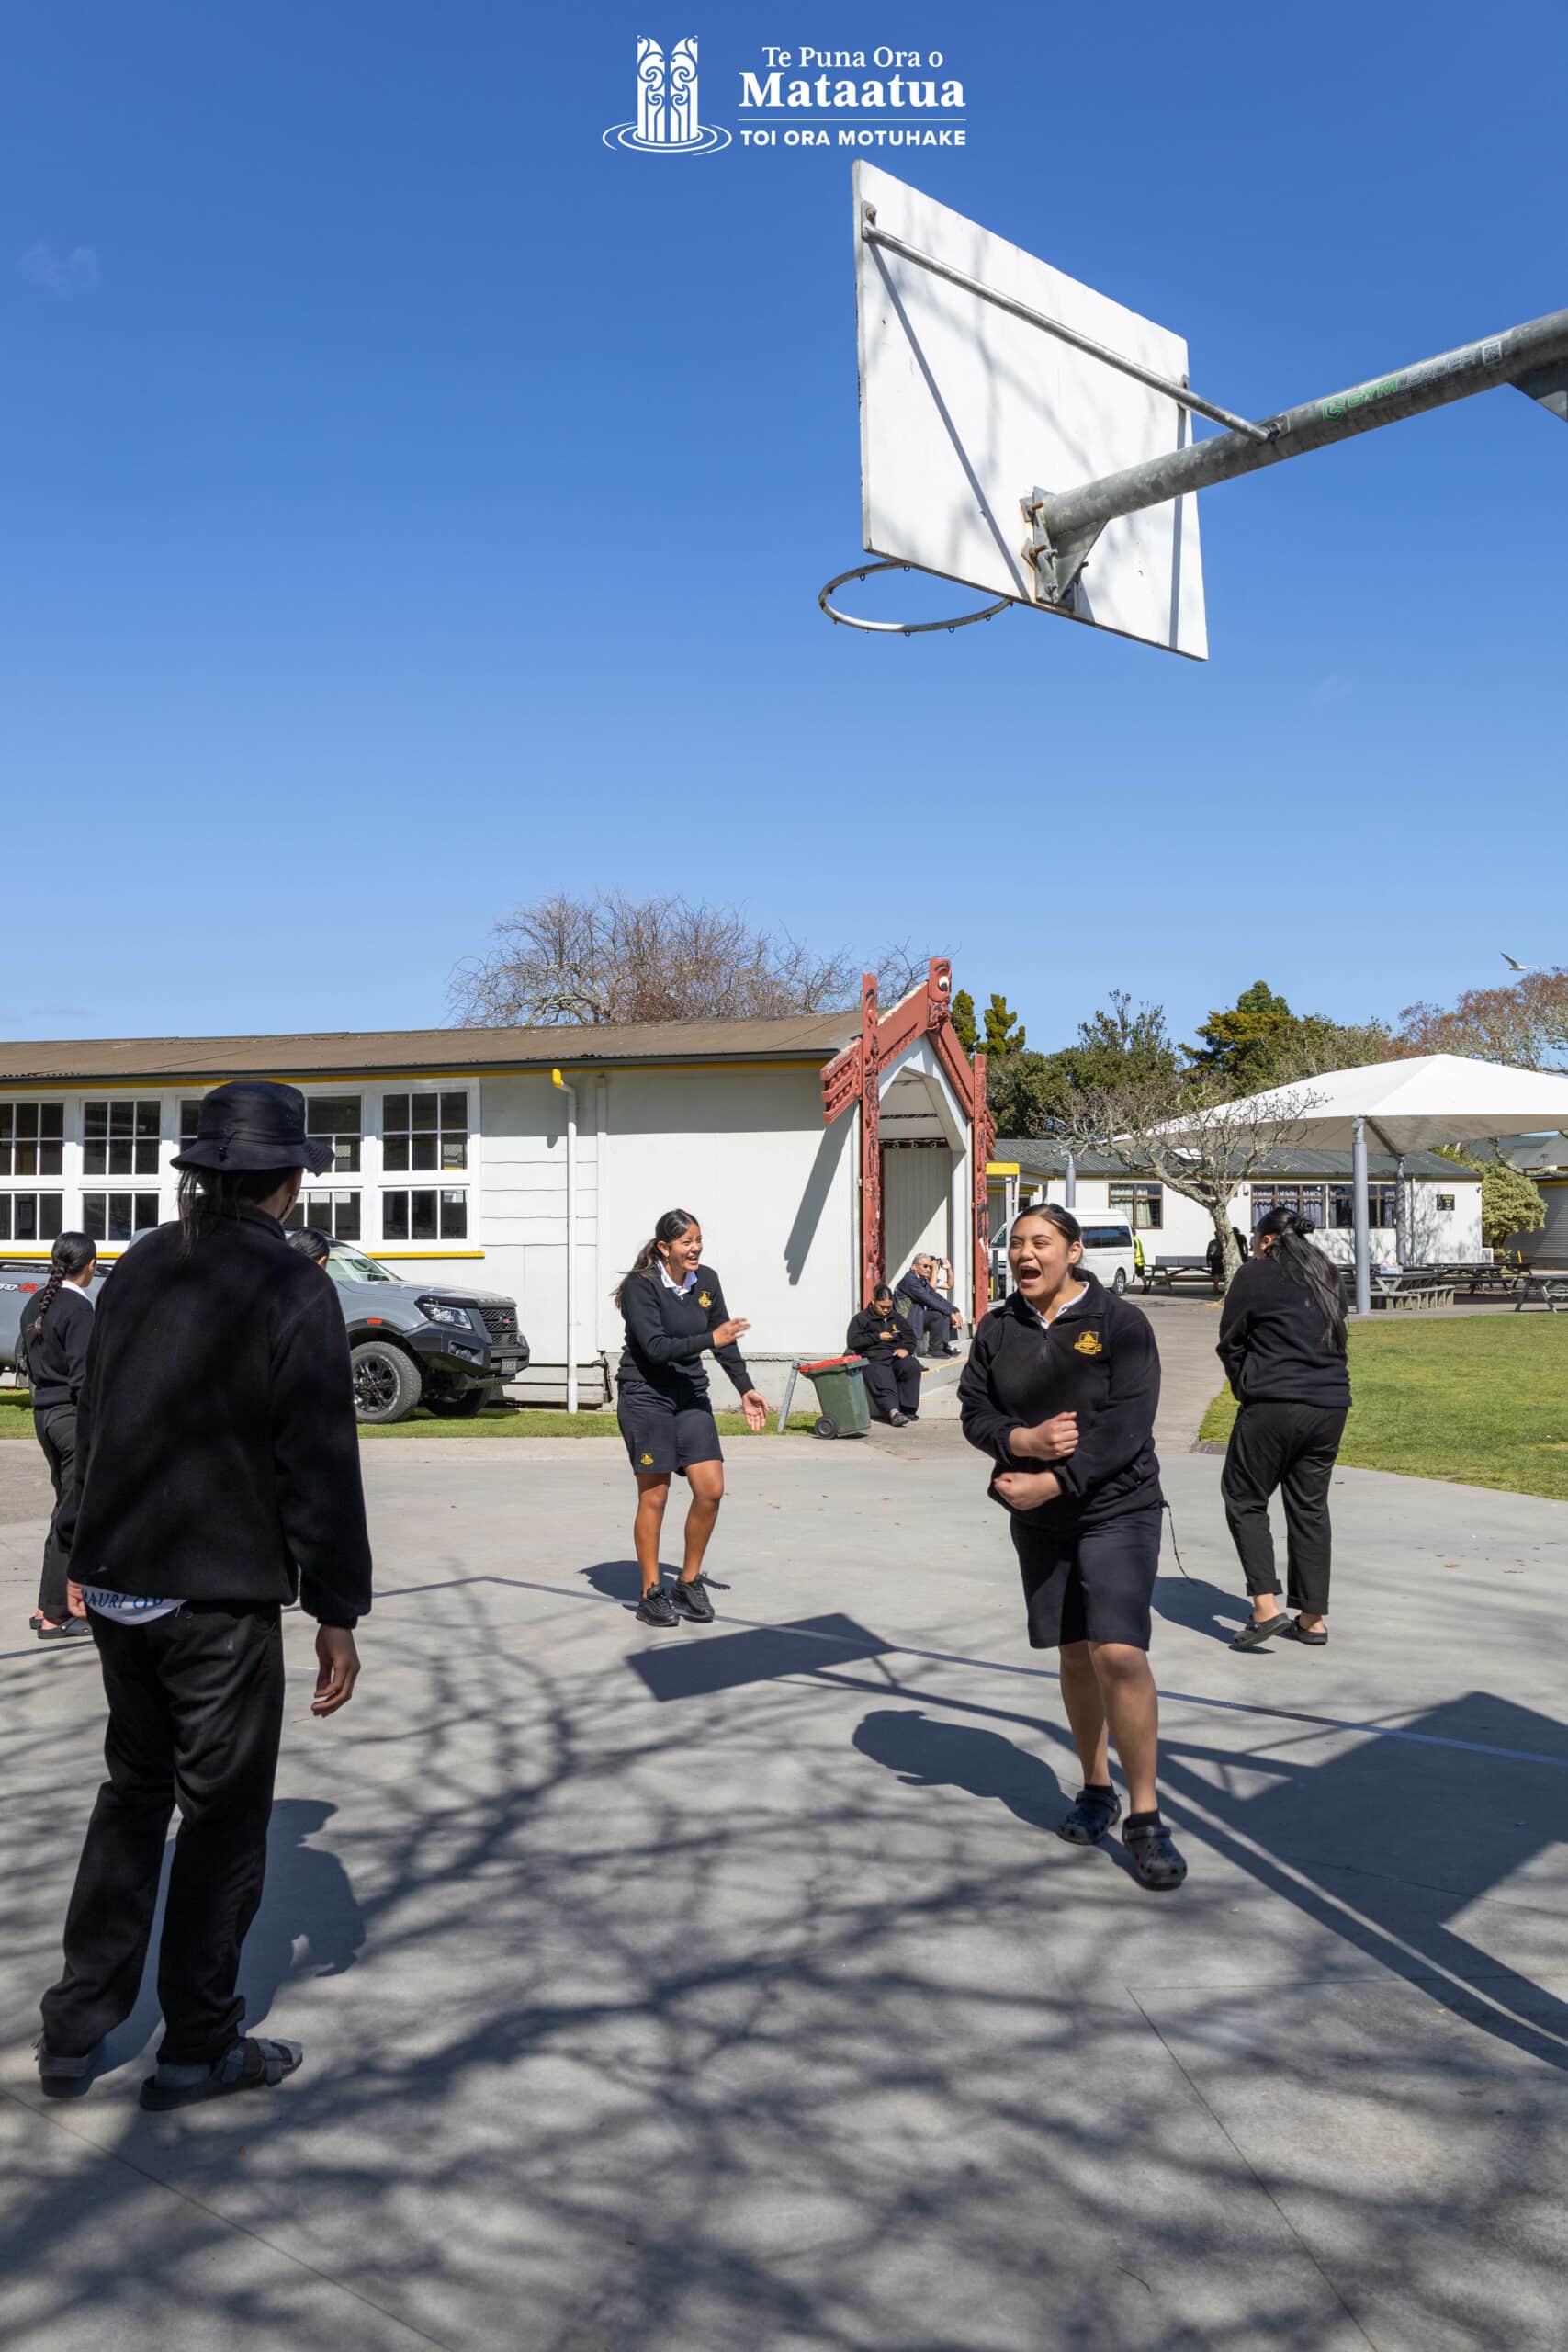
left=1401, top=969, right=1568, bottom=1071
left=1058, top=1068, right=1324, bottom=1281
left=447, top=891, right=927, bottom=1028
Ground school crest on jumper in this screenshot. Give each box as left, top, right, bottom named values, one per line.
left=697, top=1291, right=713, bottom=1309
left=640, top=1452, right=654, bottom=1465
left=1073, top=1330, right=1104, bottom=1356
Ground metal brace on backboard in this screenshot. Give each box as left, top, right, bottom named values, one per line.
left=1021, top=492, right=1102, bottom=616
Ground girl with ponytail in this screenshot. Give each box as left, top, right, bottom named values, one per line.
left=614, top=1208, right=768, bottom=1626
left=1217, top=1206, right=1351, bottom=1650
left=19, top=1231, right=98, bottom=1639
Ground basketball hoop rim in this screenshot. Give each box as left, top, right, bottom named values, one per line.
left=817, top=561, right=1015, bottom=636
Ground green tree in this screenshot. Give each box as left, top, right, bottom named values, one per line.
left=987, top=993, right=1178, bottom=1139
left=983, top=992, right=1025, bottom=1057
left=1457, top=1157, right=1549, bottom=1254
left=1189, top=980, right=1396, bottom=1092
left=951, top=989, right=977, bottom=1054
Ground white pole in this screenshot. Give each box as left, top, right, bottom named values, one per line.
left=552, top=1069, right=578, bottom=1414
left=1064, top=1148, right=1077, bottom=1207
left=1351, top=1115, right=1371, bottom=1317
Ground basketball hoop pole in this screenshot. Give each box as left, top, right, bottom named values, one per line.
left=1027, top=306, right=1568, bottom=606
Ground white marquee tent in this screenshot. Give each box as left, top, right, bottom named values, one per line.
left=1224, top=1055, right=1568, bottom=1310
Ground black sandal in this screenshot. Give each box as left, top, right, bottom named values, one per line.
left=1123, top=1819, right=1188, bottom=1890
left=1230, top=1612, right=1291, bottom=1650
left=141, top=2035, right=302, bottom=2111
left=1056, top=1787, right=1122, bottom=1845
left=1288, top=1619, right=1328, bottom=1645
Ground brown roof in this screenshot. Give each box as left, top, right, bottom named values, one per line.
left=0, top=1013, right=862, bottom=1086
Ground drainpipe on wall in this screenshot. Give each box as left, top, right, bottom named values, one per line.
left=552, top=1069, right=578, bottom=1414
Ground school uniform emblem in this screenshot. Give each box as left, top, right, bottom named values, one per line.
left=640, top=1452, right=654, bottom=1465
left=697, top=1291, right=713, bottom=1309
left=1073, top=1330, right=1104, bottom=1356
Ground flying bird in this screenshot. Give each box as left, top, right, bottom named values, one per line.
left=1502, top=952, right=1542, bottom=974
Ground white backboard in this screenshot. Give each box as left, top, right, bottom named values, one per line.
left=854, top=163, right=1208, bottom=660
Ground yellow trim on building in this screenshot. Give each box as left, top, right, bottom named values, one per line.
left=987, top=1161, right=1021, bottom=1176
left=3, top=1057, right=829, bottom=1094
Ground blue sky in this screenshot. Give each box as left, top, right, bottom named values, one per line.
left=5, top=0, right=1564, bottom=1052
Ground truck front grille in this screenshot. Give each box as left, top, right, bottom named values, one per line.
left=479, top=1302, right=519, bottom=1341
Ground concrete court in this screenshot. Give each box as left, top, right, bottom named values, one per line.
left=3, top=1427, right=1567, bottom=2352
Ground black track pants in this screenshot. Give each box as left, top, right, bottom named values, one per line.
left=34, top=1405, right=77, bottom=1622
left=41, top=1601, right=285, bottom=2066
left=862, top=1356, right=922, bottom=1420
left=1221, top=1400, right=1348, bottom=1618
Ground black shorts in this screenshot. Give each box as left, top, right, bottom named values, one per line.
left=617, top=1385, right=723, bottom=1478
left=1010, top=1507, right=1163, bottom=1651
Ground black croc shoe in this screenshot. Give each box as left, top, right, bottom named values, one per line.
left=636, top=1587, right=678, bottom=1627
left=1056, top=1788, right=1122, bottom=1845
left=1123, top=1819, right=1188, bottom=1890
left=1230, top=1613, right=1291, bottom=1650
left=672, top=1575, right=716, bottom=1623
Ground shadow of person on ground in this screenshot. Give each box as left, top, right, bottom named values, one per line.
left=238, top=1799, right=366, bottom=2034
left=1154, top=1570, right=1252, bottom=1645
left=853, top=1707, right=1066, bottom=1832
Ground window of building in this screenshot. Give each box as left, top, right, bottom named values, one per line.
left=0, top=1102, right=64, bottom=1178
left=85, top=1100, right=161, bottom=1177
left=382, top=1091, right=468, bottom=1173
left=382, top=1188, right=468, bottom=1242
left=1326, top=1182, right=1397, bottom=1228
left=1436, top=1192, right=1457, bottom=1212
left=1109, top=1182, right=1163, bottom=1230
left=284, top=1190, right=362, bottom=1240
left=84, top=1192, right=161, bottom=1242
left=0, top=1193, right=64, bottom=1242
left=1251, top=1184, right=1326, bottom=1227
left=306, top=1095, right=362, bottom=1172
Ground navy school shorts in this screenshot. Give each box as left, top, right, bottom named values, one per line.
left=617, top=1385, right=724, bottom=1478
left=1010, top=1506, right=1163, bottom=1651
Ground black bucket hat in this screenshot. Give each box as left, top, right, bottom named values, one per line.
left=171, top=1080, right=334, bottom=1176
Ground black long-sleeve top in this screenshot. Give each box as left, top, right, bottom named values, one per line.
left=846, top=1305, right=921, bottom=1362
left=19, top=1284, right=94, bottom=1412
left=958, top=1275, right=1163, bottom=1528
left=1217, top=1255, right=1351, bottom=1408
left=617, top=1264, right=752, bottom=1407
left=899, top=1267, right=958, bottom=1319
left=59, top=1204, right=373, bottom=1627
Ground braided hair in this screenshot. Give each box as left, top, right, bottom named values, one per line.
left=29, top=1231, right=96, bottom=1340
left=613, top=1208, right=698, bottom=1310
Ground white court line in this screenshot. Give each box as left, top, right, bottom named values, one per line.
left=463, top=1574, right=1568, bottom=1775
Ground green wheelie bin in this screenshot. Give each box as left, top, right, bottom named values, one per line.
left=791, top=1353, right=872, bottom=1441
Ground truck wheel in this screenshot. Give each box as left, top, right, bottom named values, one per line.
left=424, top=1389, right=487, bottom=1419
left=814, top=1415, right=839, bottom=1440
left=351, top=1340, right=423, bottom=1424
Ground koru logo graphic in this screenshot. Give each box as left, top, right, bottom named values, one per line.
left=604, top=36, right=731, bottom=153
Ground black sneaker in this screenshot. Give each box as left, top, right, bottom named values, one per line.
left=1056, top=1787, right=1122, bottom=1845
left=636, top=1586, right=678, bottom=1627
left=672, top=1575, right=716, bottom=1624
left=1123, top=1818, right=1188, bottom=1890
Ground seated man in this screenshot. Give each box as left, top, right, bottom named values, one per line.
left=846, top=1286, right=922, bottom=1427
left=899, top=1254, right=964, bottom=1357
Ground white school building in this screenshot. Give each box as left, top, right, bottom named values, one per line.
left=0, top=966, right=993, bottom=1403
left=988, top=1140, right=1484, bottom=1266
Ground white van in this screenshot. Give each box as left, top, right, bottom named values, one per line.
left=989, top=1211, right=1139, bottom=1300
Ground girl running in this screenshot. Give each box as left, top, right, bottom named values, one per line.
left=615, top=1209, right=768, bottom=1627
left=958, top=1204, right=1186, bottom=1890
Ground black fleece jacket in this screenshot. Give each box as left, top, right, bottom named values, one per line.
left=19, top=1285, right=93, bottom=1412
left=958, top=1275, right=1163, bottom=1528
left=846, top=1305, right=921, bottom=1363
left=60, top=1204, right=373, bottom=1627
left=1217, top=1254, right=1351, bottom=1408
left=617, top=1265, right=752, bottom=1407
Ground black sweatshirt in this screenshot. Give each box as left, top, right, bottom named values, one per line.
left=1216, top=1254, right=1351, bottom=1408
left=19, top=1285, right=93, bottom=1413
left=958, top=1274, right=1163, bottom=1528
left=59, top=1204, right=373, bottom=1627
left=846, top=1305, right=921, bottom=1363
left=617, top=1265, right=752, bottom=1407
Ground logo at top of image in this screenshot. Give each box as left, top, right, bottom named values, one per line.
left=604, top=37, right=731, bottom=154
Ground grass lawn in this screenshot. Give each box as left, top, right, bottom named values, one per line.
left=0, top=1388, right=819, bottom=1442
left=1198, top=1316, right=1568, bottom=1501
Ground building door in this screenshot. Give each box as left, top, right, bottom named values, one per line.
left=883, top=1145, right=952, bottom=1287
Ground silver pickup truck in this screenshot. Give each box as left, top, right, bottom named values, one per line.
left=1, top=1240, right=526, bottom=1425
